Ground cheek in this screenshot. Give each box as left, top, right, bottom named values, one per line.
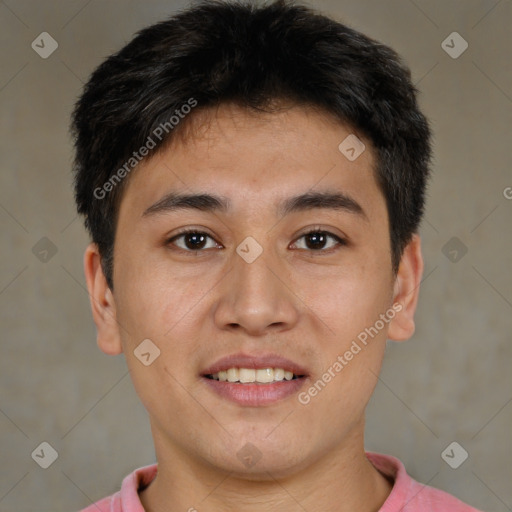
left=114, top=248, right=205, bottom=337
left=113, top=259, right=199, bottom=412
left=310, top=261, right=393, bottom=341
left=301, top=281, right=389, bottom=427
left=306, top=253, right=392, bottom=408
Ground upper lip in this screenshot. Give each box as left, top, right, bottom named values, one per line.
left=201, top=353, right=309, bottom=376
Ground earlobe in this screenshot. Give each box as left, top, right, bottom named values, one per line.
left=387, top=234, right=424, bottom=342
left=83, top=243, right=123, bottom=355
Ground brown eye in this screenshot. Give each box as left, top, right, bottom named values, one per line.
left=166, top=228, right=345, bottom=254
left=167, top=230, right=218, bottom=252
left=292, top=230, right=345, bottom=252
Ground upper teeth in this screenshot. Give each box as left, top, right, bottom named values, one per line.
left=210, top=368, right=297, bottom=383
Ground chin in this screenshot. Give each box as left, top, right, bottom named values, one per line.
left=200, top=438, right=314, bottom=481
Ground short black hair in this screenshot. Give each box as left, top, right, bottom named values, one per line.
left=71, top=0, right=432, bottom=290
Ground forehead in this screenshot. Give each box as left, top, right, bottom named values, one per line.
left=118, top=103, right=384, bottom=223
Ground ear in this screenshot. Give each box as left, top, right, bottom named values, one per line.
left=387, top=233, right=424, bottom=342
left=83, top=243, right=123, bottom=355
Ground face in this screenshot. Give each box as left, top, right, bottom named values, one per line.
left=86, top=103, right=420, bottom=479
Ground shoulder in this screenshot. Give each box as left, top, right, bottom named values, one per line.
left=76, top=463, right=157, bottom=512
left=366, top=452, right=484, bottom=512
left=401, top=477, right=484, bottom=511
left=78, top=493, right=117, bottom=512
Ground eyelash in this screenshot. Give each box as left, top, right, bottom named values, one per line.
left=166, top=227, right=346, bottom=255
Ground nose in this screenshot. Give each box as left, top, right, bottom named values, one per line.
left=213, top=244, right=300, bottom=336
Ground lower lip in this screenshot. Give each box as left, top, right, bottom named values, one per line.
left=201, top=376, right=307, bottom=406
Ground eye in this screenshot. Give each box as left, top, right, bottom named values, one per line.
left=166, top=228, right=346, bottom=254
left=167, top=229, right=219, bottom=252
left=291, top=228, right=346, bottom=253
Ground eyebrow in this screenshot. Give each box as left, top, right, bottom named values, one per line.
left=142, top=190, right=368, bottom=221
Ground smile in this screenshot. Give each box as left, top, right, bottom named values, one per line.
left=204, top=367, right=302, bottom=383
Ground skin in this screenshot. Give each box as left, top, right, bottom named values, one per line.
left=84, top=102, right=423, bottom=512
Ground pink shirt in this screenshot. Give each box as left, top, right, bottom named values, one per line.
left=79, top=452, right=483, bottom=511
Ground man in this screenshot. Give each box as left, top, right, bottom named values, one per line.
left=71, top=0, right=482, bottom=510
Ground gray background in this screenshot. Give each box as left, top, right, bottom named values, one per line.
left=0, top=0, right=510, bottom=510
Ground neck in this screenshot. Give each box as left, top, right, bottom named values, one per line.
left=139, top=417, right=392, bottom=512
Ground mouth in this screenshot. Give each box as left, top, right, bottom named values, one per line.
left=203, top=368, right=305, bottom=383
left=200, top=353, right=309, bottom=406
